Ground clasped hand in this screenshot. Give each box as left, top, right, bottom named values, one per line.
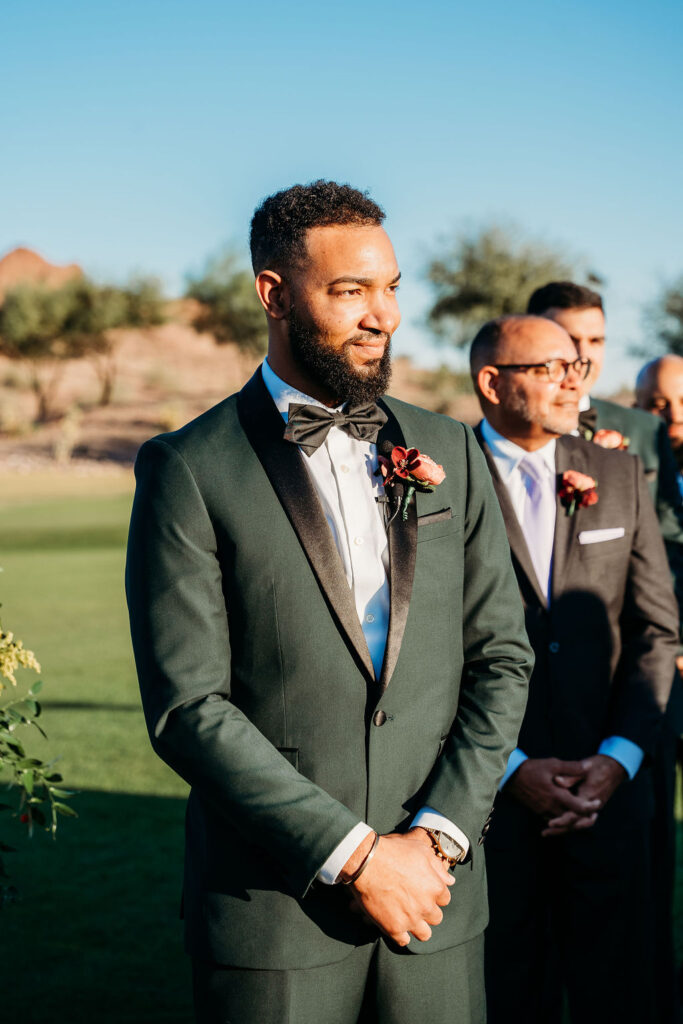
left=506, top=755, right=626, bottom=837
left=342, top=829, right=454, bottom=947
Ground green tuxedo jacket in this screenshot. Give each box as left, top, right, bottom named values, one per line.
left=590, top=397, right=683, bottom=546
left=125, top=368, right=532, bottom=970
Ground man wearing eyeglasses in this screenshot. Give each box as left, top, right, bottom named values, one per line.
left=469, top=315, right=677, bottom=1024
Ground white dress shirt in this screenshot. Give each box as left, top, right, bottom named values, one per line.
left=261, top=360, right=469, bottom=881
left=480, top=419, right=644, bottom=787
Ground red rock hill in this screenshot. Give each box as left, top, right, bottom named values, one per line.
left=0, top=247, right=82, bottom=303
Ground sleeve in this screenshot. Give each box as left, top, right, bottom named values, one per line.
left=418, top=425, right=534, bottom=853
left=125, top=438, right=362, bottom=898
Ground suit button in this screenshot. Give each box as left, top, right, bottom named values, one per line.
left=373, top=710, right=387, bottom=727
left=549, top=641, right=560, bottom=654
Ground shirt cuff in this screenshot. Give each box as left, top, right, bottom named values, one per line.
left=598, top=736, right=644, bottom=780
left=316, top=822, right=375, bottom=885
left=499, top=748, right=528, bottom=790
left=410, top=806, right=470, bottom=856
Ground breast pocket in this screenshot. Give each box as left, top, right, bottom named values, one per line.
left=577, top=536, right=629, bottom=561
left=417, top=514, right=461, bottom=543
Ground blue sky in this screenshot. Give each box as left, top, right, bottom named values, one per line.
left=1, top=0, right=681, bottom=391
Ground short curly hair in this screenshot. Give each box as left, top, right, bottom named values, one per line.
left=249, top=180, right=385, bottom=275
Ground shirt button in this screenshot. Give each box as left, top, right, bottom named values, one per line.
left=354, top=536, right=364, bottom=546
left=340, top=464, right=350, bottom=474
left=373, top=710, right=387, bottom=727
left=365, top=614, right=375, bottom=623
left=549, top=641, right=560, bottom=654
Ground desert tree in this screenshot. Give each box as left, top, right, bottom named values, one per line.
left=64, top=277, right=165, bottom=406
left=0, top=284, right=82, bottom=421
left=425, top=223, right=601, bottom=347
left=185, top=248, right=267, bottom=355
left=641, top=276, right=683, bottom=356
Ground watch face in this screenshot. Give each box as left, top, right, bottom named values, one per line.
left=438, top=832, right=463, bottom=860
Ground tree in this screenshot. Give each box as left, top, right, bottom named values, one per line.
left=641, top=277, right=683, bottom=356
left=0, top=284, right=83, bottom=421
left=0, top=277, right=166, bottom=419
left=186, top=249, right=267, bottom=355
left=64, top=276, right=166, bottom=406
left=425, top=223, right=599, bottom=347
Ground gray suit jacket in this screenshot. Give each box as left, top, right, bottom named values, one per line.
left=476, top=427, right=678, bottom=835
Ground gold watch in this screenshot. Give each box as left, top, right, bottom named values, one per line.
left=424, top=828, right=466, bottom=868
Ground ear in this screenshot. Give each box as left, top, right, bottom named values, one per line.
left=255, top=270, right=289, bottom=319
left=477, top=366, right=501, bottom=405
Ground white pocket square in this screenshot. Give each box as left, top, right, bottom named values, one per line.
left=578, top=528, right=625, bottom=545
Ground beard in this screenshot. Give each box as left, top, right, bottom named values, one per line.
left=287, top=305, right=392, bottom=406
left=669, top=435, right=683, bottom=472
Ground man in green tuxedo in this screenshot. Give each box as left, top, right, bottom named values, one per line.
left=126, top=181, right=533, bottom=1024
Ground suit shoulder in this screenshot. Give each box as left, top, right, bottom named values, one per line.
left=594, top=397, right=659, bottom=441
left=139, top=392, right=240, bottom=463
left=559, top=433, right=639, bottom=477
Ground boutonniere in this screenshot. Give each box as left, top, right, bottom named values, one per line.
left=377, top=445, right=446, bottom=523
left=558, top=470, right=599, bottom=517
left=592, top=428, right=630, bottom=451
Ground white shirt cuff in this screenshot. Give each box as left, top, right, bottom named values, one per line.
left=410, top=806, right=470, bottom=855
left=598, top=736, right=644, bottom=780
left=499, top=748, right=528, bottom=790
left=316, top=822, right=375, bottom=885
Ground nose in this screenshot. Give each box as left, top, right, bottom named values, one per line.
left=360, top=290, right=400, bottom=336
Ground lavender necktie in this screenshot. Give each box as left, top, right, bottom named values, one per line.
left=519, top=454, right=556, bottom=601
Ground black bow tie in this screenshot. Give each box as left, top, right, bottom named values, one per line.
left=283, top=402, right=388, bottom=456
left=578, top=405, right=598, bottom=439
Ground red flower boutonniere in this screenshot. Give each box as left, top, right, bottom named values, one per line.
left=592, top=428, right=630, bottom=451
left=378, top=445, right=446, bottom=522
left=558, top=470, right=599, bottom=517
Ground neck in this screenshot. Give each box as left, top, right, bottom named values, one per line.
left=266, top=347, right=339, bottom=407
left=486, top=416, right=558, bottom=452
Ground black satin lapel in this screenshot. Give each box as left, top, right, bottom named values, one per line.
left=237, top=369, right=375, bottom=681
left=551, top=437, right=582, bottom=602
left=376, top=402, right=418, bottom=692
left=474, top=425, right=548, bottom=610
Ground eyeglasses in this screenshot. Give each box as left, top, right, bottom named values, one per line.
left=492, top=357, right=592, bottom=383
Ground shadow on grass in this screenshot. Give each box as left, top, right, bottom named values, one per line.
left=1, top=790, right=192, bottom=1024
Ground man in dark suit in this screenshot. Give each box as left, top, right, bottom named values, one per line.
left=126, top=182, right=532, bottom=1024
left=469, top=315, right=678, bottom=1024
left=527, top=281, right=683, bottom=1022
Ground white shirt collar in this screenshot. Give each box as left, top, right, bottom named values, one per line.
left=480, top=418, right=556, bottom=483
left=261, top=358, right=343, bottom=422
left=579, top=393, right=591, bottom=412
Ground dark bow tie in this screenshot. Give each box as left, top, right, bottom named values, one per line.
left=578, top=405, right=598, bottom=438
left=284, top=402, right=388, bottom=456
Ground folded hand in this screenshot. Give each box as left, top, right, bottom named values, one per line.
left=343, top=830, right=454, bottom=947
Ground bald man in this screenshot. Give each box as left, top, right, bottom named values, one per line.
left=636, top=354, right=683, bottom=477
left=470, top=316, right=678, bottom=1024
left=635, top=353, right=683, bottom=1021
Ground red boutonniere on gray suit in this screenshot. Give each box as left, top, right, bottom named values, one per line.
left=558, top=470, right=598, bottom=517
left=592, top=428, right=630, bottom=451
left=378, top=445, right=446, bottom=523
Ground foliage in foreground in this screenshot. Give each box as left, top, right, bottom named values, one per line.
left=0, top=618, right=75, bottom=907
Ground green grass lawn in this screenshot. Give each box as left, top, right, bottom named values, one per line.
left=0, top=474, right=681, bottom=1022
left=0, top=476, right=191, bottom=1022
